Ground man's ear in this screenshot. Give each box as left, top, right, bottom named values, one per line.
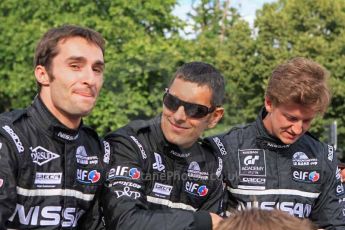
left=207, top=107, right=224, bottom=129
left=34, top=65, right=50, bottom=86
left=264, top=97, right=273, bottom=113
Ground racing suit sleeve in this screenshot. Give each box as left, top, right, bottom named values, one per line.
left=77, top=189, right=105, bottom=230
left=0, top=135, right=18, bottom=229
left=310, top=145, right=345, bottom=229
left=101, top=136, right=212, bottom=230
left=197, top=160, right=226, bottom=215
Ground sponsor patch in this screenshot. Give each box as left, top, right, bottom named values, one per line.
left=152, top=182, right=173, bottom=197
left=75, top=146, right=98, bottom=165
left=170, top=149, right=190, bottom=158
left=9, top=204, right=85, bottom=227
left=107, top=166, right=141, bottom=180
left=292, top=168, right=320, bottom=183
left=239, top=177, right=266, bottom=190
left=110, top=181, right=141, bottom=189
left=238, top=149, right=267, bottom=189
left=336, top=167, right=342, bottom=181
left=187, top=161, right=209, bottom=180
left=57, top=131, right=78, bottom=141
left=328, top=145, right=334, bottom=161
left=103, top=141, right=110, bottom=164
left=238, top=201, right=312, bottom=218
left=0, top=178, right=3, bottom=188
left=336, top=183, right=345, bottom=196
left=152, top=152, right=165, bottom=172
left=185, top=181, right=208, bottom=197
left=292, top=152, right=318, bottom=166
left=212, top=137, right=227, bottom=155
left=35, top=172, right=62, bottom=185
left=238, top=149, right=266, bottom=177
left=0, top=142, right=2, bottom=150
left=2, top=125, right=24, bottom=153
left=30, top=146, right=59, bottom=166
left=115, top=186, right=141, bottom=199
left=77, top=169, right=101, bottom=184
left=130, top=136, right=147, bottom=159
left=216, top=157, right=223, bottom=178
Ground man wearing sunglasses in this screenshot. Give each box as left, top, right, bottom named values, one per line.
left=101, top=62, right=225, bottom=230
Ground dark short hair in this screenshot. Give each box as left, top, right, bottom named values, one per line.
left=265, top=57, right=330, bottom=114
left=34, top=24, right=105, bottom=73
left=169, top=62, right=225, bottom=106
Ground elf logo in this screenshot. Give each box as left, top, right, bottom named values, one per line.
left=77, top=169, right=100, bottom=184
left=107, top=166, right=141, bottom=180
left=292, top=169, right=320, bottom=183
left=185, top=181, right=208, bottom=197
left=8, top=204, right=85, bottom=227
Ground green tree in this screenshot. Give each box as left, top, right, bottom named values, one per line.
left=183, top=0, right=256, bottom=135
left=255, top=0, right=345, bottom=152
left=0, top=0, right=184, bottom=135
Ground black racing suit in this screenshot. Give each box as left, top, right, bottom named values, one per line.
left=0, top=97, right=107, bottom=229
left=206, top=108, right=345, bottom=229
left=101, top=116, right=224, bottom=230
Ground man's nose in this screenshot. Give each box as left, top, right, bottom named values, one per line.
left=173, top=105, right=187, bottom=122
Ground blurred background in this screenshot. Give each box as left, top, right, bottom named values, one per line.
left=1, top=0, right=344, bottom=159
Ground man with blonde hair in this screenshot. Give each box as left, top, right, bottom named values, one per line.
left=208, top=57, right=345, bottom=229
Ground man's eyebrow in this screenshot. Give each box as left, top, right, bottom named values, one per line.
left=66, top=56, right=87, bottom=62
left=93, top=60, right=105, bottom=66
left=65, top=56, right=105, bottom=66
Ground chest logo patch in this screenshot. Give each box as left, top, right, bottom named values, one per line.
left=153, top=152, right=165, bottom=172
left=238, top=149, right=266, bottom=190
left=187, top=161, right=209, bottom=180
left=30, top=146, right=59, bottom=166
left=292, top=152, right=318, bottom=166
left=238, top=149, right=266, bottom=177
left=292, top=168, right=321, bottom=183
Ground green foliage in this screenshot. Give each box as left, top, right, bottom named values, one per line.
left=254, top=0, right=345, bottom=152
left=0, top=0, right=183, bottom=135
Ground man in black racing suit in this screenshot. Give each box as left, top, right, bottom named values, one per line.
left=0, top=25, right=107, bottom=229
left=207, top=57, right=345, bottom=229
left=101, top=62, right=226, bottom=230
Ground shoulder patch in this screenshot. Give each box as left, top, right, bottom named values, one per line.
left=2, top=125, right=24, bottom=153
left=103, top=140, right=110, bottom=164
left=327, top=145, right=334, bottom=162
left=211, top=136, right=228, bottom=156
left=129, top=136, right=147, bottom=160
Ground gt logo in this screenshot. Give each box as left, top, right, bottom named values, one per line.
left=244, top=155, right=259, bottom=165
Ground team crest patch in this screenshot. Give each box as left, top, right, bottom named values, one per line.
left=30, top=146, right=59, bottom=166
left=292, top=152, right=318, bottom=166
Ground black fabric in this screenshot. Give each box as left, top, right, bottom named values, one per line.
left=101, top=116, right=223, bottom=230
left=207, top=108, right=345, bottom=229
left=193, top=210, right=212, bottom=230
left=0, top=96, right=107, bottom=229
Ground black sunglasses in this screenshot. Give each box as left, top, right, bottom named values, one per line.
left=163, top=89, right=215, bottom=118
